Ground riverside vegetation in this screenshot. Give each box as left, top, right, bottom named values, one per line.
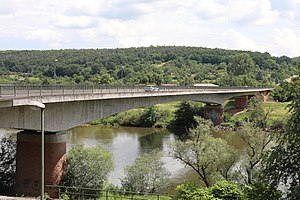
left=0, top=46, right=299, bottom=199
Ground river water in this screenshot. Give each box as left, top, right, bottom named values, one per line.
left=0, top=125, right=243, bottom=190
left=0, top=126, right=189, bottom=187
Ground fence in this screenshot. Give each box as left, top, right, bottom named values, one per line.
left=45, top=185, right=173, bottom=200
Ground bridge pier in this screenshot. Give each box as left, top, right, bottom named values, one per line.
left=234, top=96, right=248, bottom=109
left=204, top=104, right=224, bottom=125
left=15, top=131, right=66, bottom=197
left=260, top=91, right=270, bottom=102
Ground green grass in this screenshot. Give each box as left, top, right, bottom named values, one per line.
left=262, top=101, right=290, bottom=120
left=96, top=193, right=172, bottom=200
left=232, top=101, right=291, bottom=126
left=90, top=101, right=180, bottom=127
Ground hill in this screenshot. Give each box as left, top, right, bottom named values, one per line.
left=0, top=46, right=298, bottom=86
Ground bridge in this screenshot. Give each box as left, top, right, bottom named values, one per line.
left=0, top=84, right=272, bottom=197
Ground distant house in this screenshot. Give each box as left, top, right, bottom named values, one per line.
left=193, top=83, right=219, bottom=87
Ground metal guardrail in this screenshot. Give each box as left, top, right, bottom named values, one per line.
left=46, top=185, right=173, bottom=200
left=0, top=84, right=271, bottom=98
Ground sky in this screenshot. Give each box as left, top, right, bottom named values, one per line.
left=0, top=0, right=300, bottom=57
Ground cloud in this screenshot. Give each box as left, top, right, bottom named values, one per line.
left=221, top=29, right=259, bottom=51
left=271, top=28, right=300, bottom=57
left=0, top=0, right=298, bottom=57
left=194, top=0, right=279, bottom=25
left=52, top=14, right=97, bottom=29
left=26, top=29, right=63, bottom=43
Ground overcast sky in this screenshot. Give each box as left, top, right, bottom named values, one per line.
left=0, top=0, right=300, bottom=57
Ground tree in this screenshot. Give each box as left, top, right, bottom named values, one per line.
left=0, top=135, right=16, bottom=195
left=168, top=117, right=238, bottom=187
left=227, top=53, right=255, bottom=76
left=264, top=79, right=300, bottom=199
left=172, top=101, right=204, bottom=129
left=246, top=95, right=273, bottom=129
left=120, top=150, right=170, bottom=193
left=138, top=105, right=160, bottom=127
left=244, top=182, right=282, bottom=200
left=60, top=144, right=114, bottom=189
left=236, top=123, right=272, bottom=184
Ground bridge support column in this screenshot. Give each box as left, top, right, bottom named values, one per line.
left=234, top=96, right=248, bottom=109
left=204, top=104, right=224, bottom=125
left=260, top=91, right=270, bottom=102
left=16, top=131, right=66, bottom=197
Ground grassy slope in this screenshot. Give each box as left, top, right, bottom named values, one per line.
left=232, top=101, right=290, bottom=126
left=91, top=100, right=290, bottom=127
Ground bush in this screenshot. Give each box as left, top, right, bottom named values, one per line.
left=176, top=183, right=216, bottom=200
left=120, top=150, right=170, bottom=193
left=0, top=135, right=16, bottom=195
left=210, top=181, right=245, bottom=200
left=60, top=144, right=114, bottom=189
left=244, top=182, right=282, bottom=200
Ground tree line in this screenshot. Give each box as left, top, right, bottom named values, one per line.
left=0, top=46, right=298, bottom=86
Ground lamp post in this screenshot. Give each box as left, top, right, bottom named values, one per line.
left=30, top=101, right=45, bottom=200
left=54, top=59, right=58, bottom=85
left=40, top=106, right=45, bottom=200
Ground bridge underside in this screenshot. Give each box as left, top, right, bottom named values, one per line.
left=0, top=91, right=264, bottom=132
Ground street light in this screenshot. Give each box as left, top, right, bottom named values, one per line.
left=54, top=59, right=58, bottom=85
left=29, top=101, right=45, bottom=200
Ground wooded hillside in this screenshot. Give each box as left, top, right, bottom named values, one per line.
left=0, top=46, right=298, bottom=86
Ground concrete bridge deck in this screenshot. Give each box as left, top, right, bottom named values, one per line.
left=0, top=85, right=272, bottom=107
left=0, top=85, right=272, bottom=131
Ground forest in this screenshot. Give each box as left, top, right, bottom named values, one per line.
left=0, top=46, right=298, bottom=86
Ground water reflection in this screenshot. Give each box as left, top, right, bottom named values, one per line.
left=0, top=126, right=244, bottom=188
left=65, top=126, right=182, bottom=185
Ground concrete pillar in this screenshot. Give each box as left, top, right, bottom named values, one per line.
left=204, top=104, right=224, bottom=125
left=260, top=91, right=270, bottom=102
left=234, top=96, right=248, bottom=109
left=16, top=131, right=66, bottom=197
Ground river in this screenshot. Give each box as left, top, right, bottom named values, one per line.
left=0, top=126, right=190, bottom=187
left=0, top=125, right=244, bottom=191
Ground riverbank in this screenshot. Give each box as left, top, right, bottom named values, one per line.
left=89, top=100, right=289, bottom=129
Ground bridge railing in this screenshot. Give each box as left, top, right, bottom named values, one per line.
left=0, top=84, right=269, bottom=98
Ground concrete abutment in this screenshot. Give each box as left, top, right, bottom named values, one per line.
left=16, top=131, right=66, bottom=197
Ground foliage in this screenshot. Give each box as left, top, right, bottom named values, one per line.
left=264, top=78, right=300, bottom=199
left=168, top=117, right=238, bottom=187
left=209, top=181, right=245, bottom=200
left=245, top=96, right=266, bottom=127
left=0, top=46, right=297, bottom=86
left=120, top=150, right=170, bottom=193
left=236, top=123, right=272, bottom=184
left=176, top=182, right=216, bottom=200
left=272, top=76, right=299, bottom=102
left=244, top=182, right=282, bottom=200
left=227, top=53, right=255, bottom=76
left=171, top=101, right=204, bottom=129
left=176, top=181, right=282, bottom=200
left=138, top=105, right=160, bottom=127
left=60, top=144, right=114, bottom=189
left=0, top=135, right=16, bottom=195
